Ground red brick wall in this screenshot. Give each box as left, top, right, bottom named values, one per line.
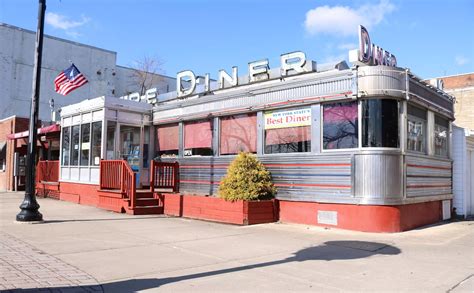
left=440, top=73, right=474, bottom=89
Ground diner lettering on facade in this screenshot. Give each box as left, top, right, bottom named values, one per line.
left=121, top=24, right=397, bottom=105
left=120, top=51, right=311, bottom=104
left=349, top=25, right=397, bottom=67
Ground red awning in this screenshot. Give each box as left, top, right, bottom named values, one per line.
left=7, top=124, right=61, bottom=140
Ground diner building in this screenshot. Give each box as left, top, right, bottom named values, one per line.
left=37, top=27, right=456, bottom=232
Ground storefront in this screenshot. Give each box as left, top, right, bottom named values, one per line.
left=48, top=26, right=455, bottom=232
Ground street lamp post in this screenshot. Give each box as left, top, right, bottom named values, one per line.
left=16, top=0, right=46, bottom=222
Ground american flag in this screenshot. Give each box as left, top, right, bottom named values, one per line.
left=54, top=64, right=88, bottom=95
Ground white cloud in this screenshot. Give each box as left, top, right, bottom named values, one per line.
left=45, top=12, right=90, bottom=38
left=455, top=55, right=469, bottom=66
left=304, top=0, right=395, bottom=36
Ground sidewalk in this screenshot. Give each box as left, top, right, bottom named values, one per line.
left=1, top=191, right=473, bottom=292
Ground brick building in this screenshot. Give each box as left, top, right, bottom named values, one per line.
left=0, top=116, right=29, bottom=191
left=427, top=72, right=474, bottom=132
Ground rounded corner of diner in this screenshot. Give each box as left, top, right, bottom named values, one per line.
left=48, top=26, right=455, bottom=232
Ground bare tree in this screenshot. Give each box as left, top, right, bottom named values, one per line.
left=130, top=55, right=165, bottom=95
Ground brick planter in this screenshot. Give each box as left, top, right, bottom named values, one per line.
left=162, top=193, right=278, bottom=225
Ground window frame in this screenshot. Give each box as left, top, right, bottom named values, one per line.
left=321, top=100, right=359, bottom=152
left=434, top=115, right=449, bottom=158
left=360, top=98, right=401, bottom=150
left=263, top=106, right=312, bottom=155
left=406, top=104, right=428, bottom=154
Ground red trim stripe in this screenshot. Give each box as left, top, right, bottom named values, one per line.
left=265, top=163, right=351, bottom=167
left=180, top=163, right=351, bottom=169
left=407, top=164, right=451, bottom=170
left=181, top=180, right=221, bottom=185
left=180, top=180, right=351, bottom=189
left=274, top=183, right=351, bottom=188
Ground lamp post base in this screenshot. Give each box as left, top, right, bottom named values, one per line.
left=16, top=193, right=43, bottom=222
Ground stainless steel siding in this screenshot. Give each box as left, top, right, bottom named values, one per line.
left=358, top=66, right=406, bottom=98
left=406, top=154, right=452, bottom=197
left=354, top=154, right=403, bottom=200
left=162, top=154, right=353, bottom=202
left=154, top=74, right=353, bottom=123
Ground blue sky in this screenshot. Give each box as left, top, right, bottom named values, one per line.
left=1, top=0, right=473, bottom=79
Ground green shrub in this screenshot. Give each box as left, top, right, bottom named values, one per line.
left=218, top=152, right=276, bottom=201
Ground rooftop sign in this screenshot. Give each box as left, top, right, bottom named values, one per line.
left=349, top=25, right=397, bottom=67
left=176, top=51, right=312, bottom=98
left=119, top=51, right=315, bottom=104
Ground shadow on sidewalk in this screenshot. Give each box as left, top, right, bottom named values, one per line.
left=5, top=240, right=400, bottom=292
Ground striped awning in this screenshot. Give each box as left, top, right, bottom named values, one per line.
left=7, top=124, right=60, bottom=140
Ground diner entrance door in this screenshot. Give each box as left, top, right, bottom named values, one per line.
left=120, top=125, right=142, bottom=187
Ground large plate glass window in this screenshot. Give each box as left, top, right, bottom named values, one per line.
left=156, top=124, right=179, bottom=157
left=434, top=115, right=449, bottom=157
left=106, top=121, right=116, bottom=160
left=61, top=126, right=70, bottom=166
left=407, top=105, right=427, bottom=153
left=323, top=101, right=358, bottom=150
left=71, top=125, right=80, bottom=165
left=264, top=107, right=311, bottom=154
left=80, top=123, right=90, bottom=166
left=184, top=120, right=213, bottom=156
left=90, top=121, right=102, bottom=166
left=220, top=113, right=257, bottom=155
left=362, top=99, right=399, bottom=148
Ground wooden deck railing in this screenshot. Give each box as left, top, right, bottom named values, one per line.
left=36, top=160, right=59, bottom=183
left=150, top=161, right=179, bottom=192
left=99, top=160, right=136, bottom=209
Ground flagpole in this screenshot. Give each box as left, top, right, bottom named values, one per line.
left=16, top=0, right=46, bottom=222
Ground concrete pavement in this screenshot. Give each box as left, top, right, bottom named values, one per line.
left=0, top=191, right=473, bottom=292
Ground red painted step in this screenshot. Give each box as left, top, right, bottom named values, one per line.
left=126, top=206, right=164, bottom=215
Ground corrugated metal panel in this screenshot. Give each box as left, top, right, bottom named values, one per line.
left=153, top=73, right=353, bottom=124
left=354, top=154, right=403, bottom=200
left=409, top=80, right=454, bottom=114
left=358, top=66, right=406, bottom=99
left=161, top=154, right=353, bottom=202
left=406, top=154, right=452, bottom=198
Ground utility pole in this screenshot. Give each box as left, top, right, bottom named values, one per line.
left=16, top=0, right=46, bottom=222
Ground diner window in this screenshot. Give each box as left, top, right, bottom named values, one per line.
left=156, top=124, right=179, bottom=157
left=407, top=105, right=427, bottom=153
left=61, top=127, right=70, bottom=166
left=323, top=101, right=358, bottom=149
left=106, top=121, right=116, bottom=160
left=71, top=125, right=80, bottom=165
left=362, top=99, right=399, bottom=148
left=434, top=115, right=449, bottom=157
left=184, top=120, right=213, bottom=156
left=220, top=113, right=257, bottom=155
left=90, top=122, right=102, bottom=166
left=264, top=108, right=311, bottom=154
left=80, top=123, right=90, bottom=166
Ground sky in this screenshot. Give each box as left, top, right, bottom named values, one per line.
left=1, top=0, right=473, bottom=80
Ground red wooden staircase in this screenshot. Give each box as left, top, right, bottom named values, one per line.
left=98, top=160, right=178, bottom=215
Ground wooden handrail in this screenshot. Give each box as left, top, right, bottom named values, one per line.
left=150, top=160, right=179, bottom=192
left=99, top=160, right=136, bottom=209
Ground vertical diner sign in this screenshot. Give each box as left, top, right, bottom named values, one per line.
left=349, top=25, right=397, bottom=67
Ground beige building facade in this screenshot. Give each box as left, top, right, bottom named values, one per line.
left=427, top=73, right=474, bottom=132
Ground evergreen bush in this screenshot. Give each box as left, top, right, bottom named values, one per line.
left=218, top=152, right=276, bottom=201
